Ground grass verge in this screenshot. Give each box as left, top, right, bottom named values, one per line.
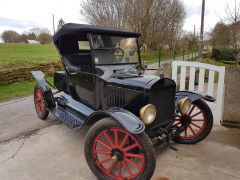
left=0, top=77, right=53, bottom=101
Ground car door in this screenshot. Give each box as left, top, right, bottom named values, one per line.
left=69, top=70, right=96, bottom=108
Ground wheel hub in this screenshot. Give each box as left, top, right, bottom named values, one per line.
left=111, top=148, right=124, bottom=161
left=180, top=115, right=191, bottom=127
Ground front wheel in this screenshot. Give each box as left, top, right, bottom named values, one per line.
left=173, top=99, right=213, bottom=144
left=84, top=118, right=156, bottom=180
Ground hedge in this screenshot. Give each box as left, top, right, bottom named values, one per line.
left=212, top=48, right=239, bottom=61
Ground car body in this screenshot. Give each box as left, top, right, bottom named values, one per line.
left=32, top=23, right=214, bottom=179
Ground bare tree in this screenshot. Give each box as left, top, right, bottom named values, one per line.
left=181, top=32, right=198, bottom=50
left=29, top=28, right=51, bottom=38
left=80, top=0, right=185, bottom=49
left=28, top=28, right=52, bottom=44
left=1, top=30, right=20, bottom=43
left=210, top=22, right=231, bottom=48
left=224, top=0, right=240, bottom=49
left=37, top=33, right=52, bottom=44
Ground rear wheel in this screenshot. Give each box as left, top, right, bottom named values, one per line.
left=173, top=99, right=213, bottom=144
left=84, top=118, right=156, bottom=180
left=34, top=83, right=49, bottom=120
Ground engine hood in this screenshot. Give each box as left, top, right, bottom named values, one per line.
left=107, top=73, right=161, bottom=91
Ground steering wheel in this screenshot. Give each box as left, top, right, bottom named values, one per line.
left=102, top=47, right=124, bottom=63
left=114, top=47, right=124, bottom=62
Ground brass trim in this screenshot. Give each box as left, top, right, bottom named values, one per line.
left=178, top=97, right=192, bottom=115
left=140, top=104, right=156, bottom=125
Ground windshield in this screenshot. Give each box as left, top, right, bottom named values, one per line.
left=90, top=34, right=139, bottom=65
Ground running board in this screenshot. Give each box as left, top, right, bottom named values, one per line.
left=49, top=106, right=85, bottom=129
left=48, top=92, right=95, bottom=129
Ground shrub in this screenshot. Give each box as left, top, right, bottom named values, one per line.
left=212, top=48, right=239, bottom=61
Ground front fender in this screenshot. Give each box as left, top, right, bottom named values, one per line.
left=87, top=108, right=145, bottom=134
left=31, top=71, right=55, bottom=108
left=175, top=91, right=215, bottom=107
left=31, top=71, right=50, bottom=92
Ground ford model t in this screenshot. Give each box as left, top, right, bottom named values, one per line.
left=32, top=23, right=214, bottom=179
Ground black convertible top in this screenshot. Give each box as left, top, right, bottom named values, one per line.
left=53, top=23, right=141, bottom=43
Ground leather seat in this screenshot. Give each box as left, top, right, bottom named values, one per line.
left=62, top=53, right=93, bottom=73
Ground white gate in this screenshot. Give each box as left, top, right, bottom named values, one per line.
left=172, top=61, right=225, bottom=124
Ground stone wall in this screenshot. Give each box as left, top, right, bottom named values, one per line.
left=222, top=66, right=240, bottom=128
left=0, top=62, right=62, bottom=85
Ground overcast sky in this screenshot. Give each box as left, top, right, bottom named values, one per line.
left=0, top=0, right=239, bottom=41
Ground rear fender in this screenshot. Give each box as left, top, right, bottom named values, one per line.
left=86, top=107, right=145, bottom=134
left=31, top=71, right=55, bottom=107
left=175, top=90, right=215, bottom=107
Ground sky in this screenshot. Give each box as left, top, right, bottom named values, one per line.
left=0, top=0, right=239, bottom=42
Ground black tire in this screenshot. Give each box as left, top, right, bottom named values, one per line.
left=173, top=99, right=213, bottom=144
left=34, top=83, right=49, bottom=120
left=84, top=118, right=156, bottom=180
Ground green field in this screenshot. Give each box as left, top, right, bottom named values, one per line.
left=0, top=77, right=53, bottom=101
left=0, top=44, right=59, bottom=69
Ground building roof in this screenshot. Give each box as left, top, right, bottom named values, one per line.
left=27, top=40, right=40, bottom=44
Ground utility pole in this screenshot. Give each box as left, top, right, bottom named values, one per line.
left=52, top=15, right=56, bottom=34
left=199, top=0, right=205, bottom=61
left=194, top=25, right=196, bottom=38
left=193, top=25, right=196, bottom=59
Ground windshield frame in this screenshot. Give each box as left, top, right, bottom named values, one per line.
left=89, top=33, right=141, bottom=66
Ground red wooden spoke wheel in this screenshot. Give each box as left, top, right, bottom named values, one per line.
left=93, top=128, right=145, bottom=179
left=173, top=99, right=213, bottom=144
left=84, top=118, right=156, bottom=180
left=35, top=87, right=45, bottom=113
left=34, top=84, right=49, bottom=120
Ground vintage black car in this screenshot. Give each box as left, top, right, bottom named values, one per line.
left=32, top=23, right=214, bottom=180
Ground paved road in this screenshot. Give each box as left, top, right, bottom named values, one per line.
left=0, top=124, right=239, bottom=180
left=0, top=96, right=59, bottom=142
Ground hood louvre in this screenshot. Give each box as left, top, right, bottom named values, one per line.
left=107, top=86, right=125, bottom=107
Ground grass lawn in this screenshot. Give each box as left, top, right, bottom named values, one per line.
left=201, top=58, right=231, bottom=67
left=0, top=77, right=53, bottom=101
left=190, top=57, right=232, bottom=67
left=0, top=44, right=59, bottom=69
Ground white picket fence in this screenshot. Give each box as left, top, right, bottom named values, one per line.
left=172, top=61, right=225, bottom=124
